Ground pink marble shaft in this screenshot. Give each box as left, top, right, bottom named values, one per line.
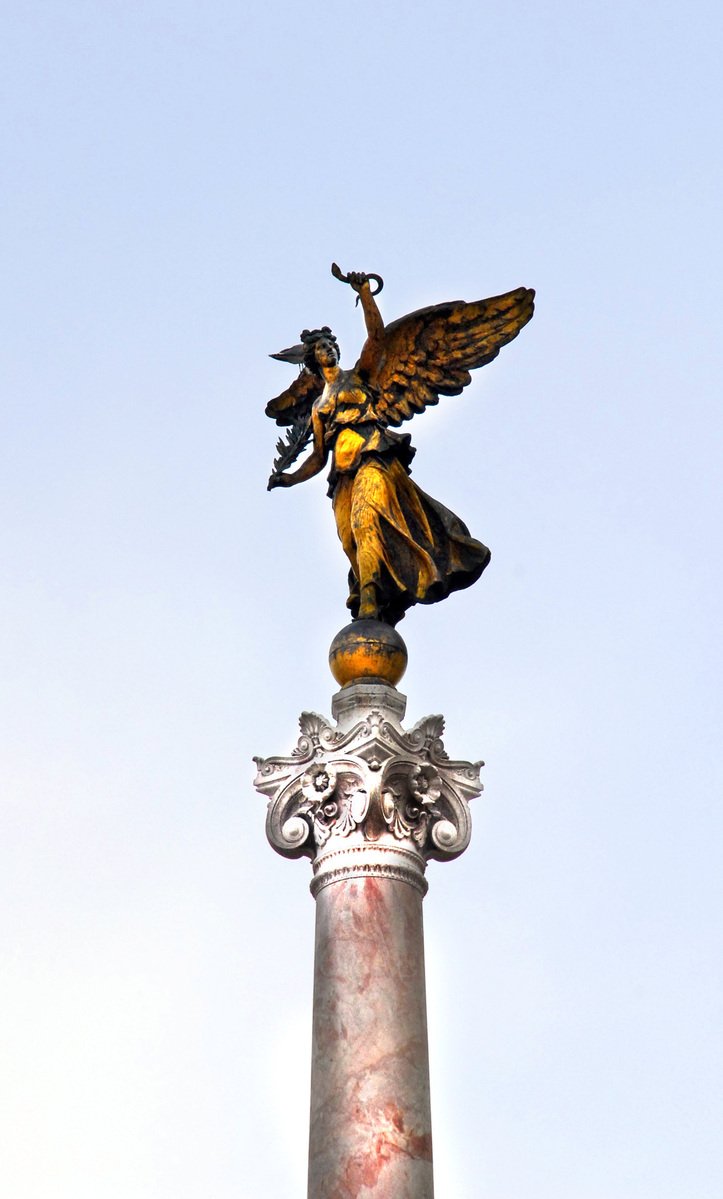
left=308, top=875, right=434, bottom=1199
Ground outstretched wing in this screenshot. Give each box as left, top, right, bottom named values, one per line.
left=363, top=287, right=534, bottom=427
left=265, top=368, right=323, bottom=426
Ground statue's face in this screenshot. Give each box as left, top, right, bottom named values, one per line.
left=314, top=337, right=339, bottom=368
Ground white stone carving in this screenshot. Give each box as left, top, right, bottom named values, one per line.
left=253, top=682, right=483, bottom=893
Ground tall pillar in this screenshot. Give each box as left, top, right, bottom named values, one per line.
left=254, top=633, right=482, bottom=1198
left=309, top=857, right=432, bottom=1196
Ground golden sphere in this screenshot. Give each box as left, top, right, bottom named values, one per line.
left=329, top=620, right=408, bottom=688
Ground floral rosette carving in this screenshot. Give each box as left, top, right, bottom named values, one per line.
left=381, top=765, right=442, bottom=845
left=295, top=765, right=369, bottom=847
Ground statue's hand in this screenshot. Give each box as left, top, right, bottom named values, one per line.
left=331, top=263, right=383, bottom=300
left=267, top=472, right=289, bottom=491
left=346, top=270, right=369, bottom=295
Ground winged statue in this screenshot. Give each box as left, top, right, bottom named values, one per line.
left=266, top=264, right=534, bottom=627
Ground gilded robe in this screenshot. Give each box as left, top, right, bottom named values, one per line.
left=316, top=371, right=490, bottom=625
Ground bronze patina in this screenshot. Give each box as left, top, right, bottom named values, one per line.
left=267, top=265, right=534, bottom=627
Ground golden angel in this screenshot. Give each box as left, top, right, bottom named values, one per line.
left=266, top=265, right=534, bottom=627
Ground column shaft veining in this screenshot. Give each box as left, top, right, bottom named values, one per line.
left=308, top=872, right=433, bottom=1198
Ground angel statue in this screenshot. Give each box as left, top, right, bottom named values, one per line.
left=266, top=264, right=534, bottom=627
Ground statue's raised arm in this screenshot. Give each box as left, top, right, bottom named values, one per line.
left=331, top=263, right=386, bottom=377
left=265, top=264, right=534, bottom=626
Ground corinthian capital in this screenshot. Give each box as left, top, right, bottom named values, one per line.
left=254, top=682, right=483, bottom=895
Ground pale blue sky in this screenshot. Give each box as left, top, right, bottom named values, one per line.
left=2, top=2, right=722, bottom=1196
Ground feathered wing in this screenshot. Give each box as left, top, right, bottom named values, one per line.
left=265, top=368, right=323, bottom=426
left=362, top=286, right=534, bottom=427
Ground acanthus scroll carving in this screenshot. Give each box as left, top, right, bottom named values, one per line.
left=254, top=702, right=483, bottom=865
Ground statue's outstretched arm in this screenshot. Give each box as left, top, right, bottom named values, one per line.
left=268, top=408, right=327, bottom=490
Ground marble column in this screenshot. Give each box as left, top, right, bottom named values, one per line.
left=309, top=864, right=432, bottom=1196
left=254, top=670, right=482, bottom=1198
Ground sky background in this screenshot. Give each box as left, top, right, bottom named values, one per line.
left=2, top=1, right=722, bottom=1196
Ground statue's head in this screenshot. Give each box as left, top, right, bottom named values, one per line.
left=270, top=326, right=340, bottom=376
left=301, top=327, right=340, bottom=375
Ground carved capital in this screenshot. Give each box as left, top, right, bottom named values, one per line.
left=253, top=683, right=483, bottom=893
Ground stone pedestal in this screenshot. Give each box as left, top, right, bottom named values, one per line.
left=254, top=678, right=482, bottom=1198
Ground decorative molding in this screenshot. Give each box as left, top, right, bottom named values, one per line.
left=254, top=683, right=483, bottom=888
left=311, top=860, right=429, bottom=899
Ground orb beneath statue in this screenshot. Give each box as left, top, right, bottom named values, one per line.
left=329, top=619, right=408, bottom=688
